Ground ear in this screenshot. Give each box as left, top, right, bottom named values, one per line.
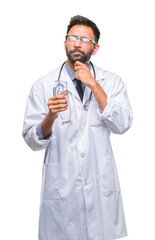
left=64, top=40, right=67, bottom=51
left=92, top=44, right=99, bottom=56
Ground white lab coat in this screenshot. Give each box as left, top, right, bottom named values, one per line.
left=22, top=63, right=133, bottom=240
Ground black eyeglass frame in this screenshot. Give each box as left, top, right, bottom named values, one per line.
left=66, top=35, right=96, bottom=45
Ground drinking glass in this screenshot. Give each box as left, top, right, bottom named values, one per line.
left=53, top=80, right=71, bottom=123
left=53, top=81, right=68, bottom=96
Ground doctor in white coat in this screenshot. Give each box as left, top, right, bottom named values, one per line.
left=22, top=15, right=133, bottom=240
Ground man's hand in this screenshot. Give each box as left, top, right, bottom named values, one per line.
left=74, top=61, right=96, bottom=88
left=47, top=94, right=68, bottom=118
left=74, top=60, right=107, bottom=111
left=41, top=94, right=68, bottom=139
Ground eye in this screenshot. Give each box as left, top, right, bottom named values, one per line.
left=81, top=37, right=90, bottom=43
left=68, top=35, right=77, bottom=41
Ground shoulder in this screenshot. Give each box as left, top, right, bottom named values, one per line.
left=93, top=64, right=125, bottom=94
left=34, top=67, right=60, bottom=87
left=30, top=66, right=61, bottom=94
left=94, top=65, right=122, bottom=81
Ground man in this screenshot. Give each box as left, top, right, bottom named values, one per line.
left=23, top=15, right=133, bottom=240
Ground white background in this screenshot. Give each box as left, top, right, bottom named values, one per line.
left=0, top=0, right=155, bottom=239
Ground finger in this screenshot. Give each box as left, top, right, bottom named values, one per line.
left=60, top=90, right=68, bottom=96
left=74, top=66, right=82, bottom=71
left=49, top=97, right=68, bottom=103
left=49, top=106, right=68, bottom=113
left=48, top=99, right=68, bottom=107
left=74, top=72, right=81, bottom=80
left=74, top=61, right=84, bottom=66
left=49, top=95, right=67, bottom=101
left=58, top=107, right=68, bottom=112
left=49, top=103, right=68, bottom=109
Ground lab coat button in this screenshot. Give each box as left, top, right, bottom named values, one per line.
left=81, top=153, right=85, bottom=158
left=84, top=179, right=88, bottom=185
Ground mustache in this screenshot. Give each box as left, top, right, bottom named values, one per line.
left=70, top=49, right=85, bottom=54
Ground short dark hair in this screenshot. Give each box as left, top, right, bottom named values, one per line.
left=67, top=15, right=100, bottom=44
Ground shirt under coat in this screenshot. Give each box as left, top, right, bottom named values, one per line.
left=22, top=62, right=133, bottom=240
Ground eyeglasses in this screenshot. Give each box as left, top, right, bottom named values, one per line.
left=66, top=35, right=96, bottom=45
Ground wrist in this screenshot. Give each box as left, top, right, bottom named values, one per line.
left=41, top=112, right=57, bottom=139
left=48, top=111, right=58, bottom=121
left=89, top=78, right=98, bottom=90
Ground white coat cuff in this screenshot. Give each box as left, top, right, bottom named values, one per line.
left=32, top=124, right=52, bottom=150
left=36, top=123, right=52, bottom=140
left=97, top=97, right=115, bottom=120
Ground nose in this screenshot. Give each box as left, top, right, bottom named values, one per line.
left=74, top=38, right=82, bottom=47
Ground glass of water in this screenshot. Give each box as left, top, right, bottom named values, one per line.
left=53, top=81, right=68, bottom=96
left=53, top=81, right=71, bottom=124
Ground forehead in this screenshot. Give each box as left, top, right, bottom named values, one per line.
left=68, top=25, right=94, bottom=38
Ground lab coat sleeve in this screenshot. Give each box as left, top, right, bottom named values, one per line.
left=22, top=82, right=52, bottom=151
left=98, top=75, right=133, bottom=134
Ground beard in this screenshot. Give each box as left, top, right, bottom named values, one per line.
left=66, top=46, right=94, bottom=64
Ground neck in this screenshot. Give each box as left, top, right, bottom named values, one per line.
left=67, top=59, right=89, bottom=70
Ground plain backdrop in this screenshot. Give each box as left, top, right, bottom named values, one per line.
left=0, top=0, right=155, bottom=239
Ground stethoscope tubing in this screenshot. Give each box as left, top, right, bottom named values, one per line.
left=58, top=61, right=96, bottom=102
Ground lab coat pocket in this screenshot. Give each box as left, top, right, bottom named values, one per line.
left=42, top=162, right=61, bottom=200
left=98, top=156, right=120, bottom=193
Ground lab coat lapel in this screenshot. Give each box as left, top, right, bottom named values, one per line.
left=83, top=86, right=92, bottom=104
left=67, top=79, right=81, bottom=101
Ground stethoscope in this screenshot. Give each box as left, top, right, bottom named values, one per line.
left=55, top=61, right=96, bottom=123
left=58, top=61, right=96, bottom=110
